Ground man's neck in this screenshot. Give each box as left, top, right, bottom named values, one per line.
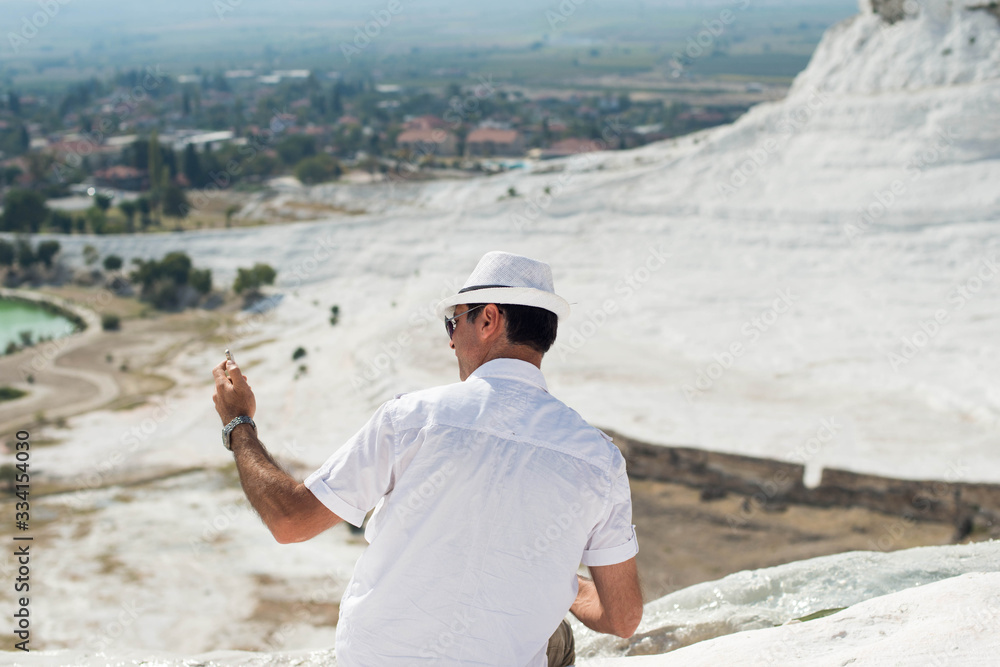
left=477, top=344, right=542, bottom=372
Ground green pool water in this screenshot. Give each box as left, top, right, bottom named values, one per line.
left=0, top=298, right=80, bottom=351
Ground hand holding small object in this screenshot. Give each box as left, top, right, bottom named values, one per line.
left=213, top=352, right=256, bottom=425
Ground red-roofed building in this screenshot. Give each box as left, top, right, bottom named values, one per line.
left=549, top=138, right=603, bottom=155
left=94, top=165, right=147, bottom=191
left=46, top=139, right=119, bottom=159
left=403, top=115, right=449, bottom=131
left=465, top=128, right=524, bottom=157
left=396, top=128, right=458, bottom=156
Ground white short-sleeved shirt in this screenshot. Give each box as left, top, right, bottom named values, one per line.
left=304, top=358, right=638, bottom=667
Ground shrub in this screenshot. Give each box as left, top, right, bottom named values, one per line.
left=101, top=313, right=121, bottom=331
left=190, top=267, right=212, bottom=295
left=48, top=209, right=73, bottom=234
left=162, top=184, right=189, bottom=218
left=130, top=251, right=204, bottom=310
left=83, top=244, right=99, bottom=265
left=0, top=386, right=27, bottom=402
left=15, top=239, right=34, bottom=268
left=36, top=240, right=61, bottom=268
left=294, top=154, right=343, bottom=185
left=0, top=189, right=48, bottom=233
left=292, top=346, right=307, bottom=360
left=149, top=277, right=182, bottom=310
left=0, top=239, right=13, bottom=267
left=103, top=254, right=123, bottom=272
left=330, top=304, right=340, bottom=326
left=233, top=263, right=277, bottom=295
left=276, top=135, right=317, bottom=166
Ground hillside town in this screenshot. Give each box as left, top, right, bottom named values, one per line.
left=0, top=66, right=751, bottom=233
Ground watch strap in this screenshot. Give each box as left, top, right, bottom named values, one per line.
left=222, top=415, right=256, bottom=451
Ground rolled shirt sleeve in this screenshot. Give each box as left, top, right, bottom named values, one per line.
left=581, top=453, right=639, bottom=567
left=304, top=400, right=397, bottom=528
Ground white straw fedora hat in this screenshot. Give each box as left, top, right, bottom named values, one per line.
left=436, top=251, right=571, bottom=320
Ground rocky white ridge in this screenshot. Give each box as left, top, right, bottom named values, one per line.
left=6, top=542, right=999, bottom=665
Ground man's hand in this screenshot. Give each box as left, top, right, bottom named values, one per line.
left=212, top=358, right=256, bottom=424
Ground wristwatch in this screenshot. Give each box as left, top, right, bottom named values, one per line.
left=222, top=415, right=256, bottom=451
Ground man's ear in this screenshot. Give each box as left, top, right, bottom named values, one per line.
left=479, top=303, right=505, bottom=342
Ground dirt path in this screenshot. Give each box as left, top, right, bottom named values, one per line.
left=0, top=288, right=117, bottom=436
left=0, top=286, right=230, bottom=443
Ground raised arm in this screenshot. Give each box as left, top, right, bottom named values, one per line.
left=570, top=557, right=643, bottom=638
left=228, top=424, right=342, bottom=543
left=212, top=359, right=342, bottom=543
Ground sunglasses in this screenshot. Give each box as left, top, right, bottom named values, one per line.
left=445, top=305, right=485, bottom=339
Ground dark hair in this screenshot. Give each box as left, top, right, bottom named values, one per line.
left=466, top=303, right=558, bottom=353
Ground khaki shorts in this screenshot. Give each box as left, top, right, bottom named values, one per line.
left=546, top=618, right=575, bottom=667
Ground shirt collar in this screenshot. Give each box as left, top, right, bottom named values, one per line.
left=468, top=358, right=548, bottom=392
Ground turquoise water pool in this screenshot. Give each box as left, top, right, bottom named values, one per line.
left=0, top=297, right=81, bottom=351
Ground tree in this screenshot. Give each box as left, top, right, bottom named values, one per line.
left=23, top=152, right=53, bottom=189
left=158, top=251, right=193, bottom=285
left=233, top=263, right=277, bottom=295
left=276, top=135, right=316, bottom=166
left=48, top=209, right=73, bottom=234
left=136, top=197, right=152, bottom=229
left=148, top=130, right=163, bottom=221
left=103, top=255, right=123, bottom=271
left=182, top=143, right=205, bottom=188
left=1, top=165, right=22, bottom=187
left=0, top=239, right=14, bottom=267
left=0, top=123, right=29, bottom=157
left=190, top=267, right=212, bottom=295
left=15, top=238, right=35, bottom=268
left=1, top=190, right=48, bottom=233
left=94, top=193, right=112, bottom=211
left=128, top=137, right=149, bottom=171
left=330, top=84, right=343, bottom=117
left=294, top=154, right=342, bottom=184
left=127, top=251, right=213, bottom=311
left=119, top=201, right=137, bottom=232
left=162, top=185, right=189, bottom=218
left=82, top=244, right=99, bottom=266
left=148, top=130, right=163, bottom=190
left=36, top=241, right=60, bottom=268
left=85, top=206, right=107, bottom=234
left=162, top=145, right=178, bottom=179
left=224, top=205, right=239, bottom=227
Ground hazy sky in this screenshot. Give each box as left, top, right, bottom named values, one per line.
left=0, top=0, right=859, bottom=80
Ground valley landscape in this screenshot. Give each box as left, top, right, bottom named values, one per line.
left=1, top=0, right=999, bottom=664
